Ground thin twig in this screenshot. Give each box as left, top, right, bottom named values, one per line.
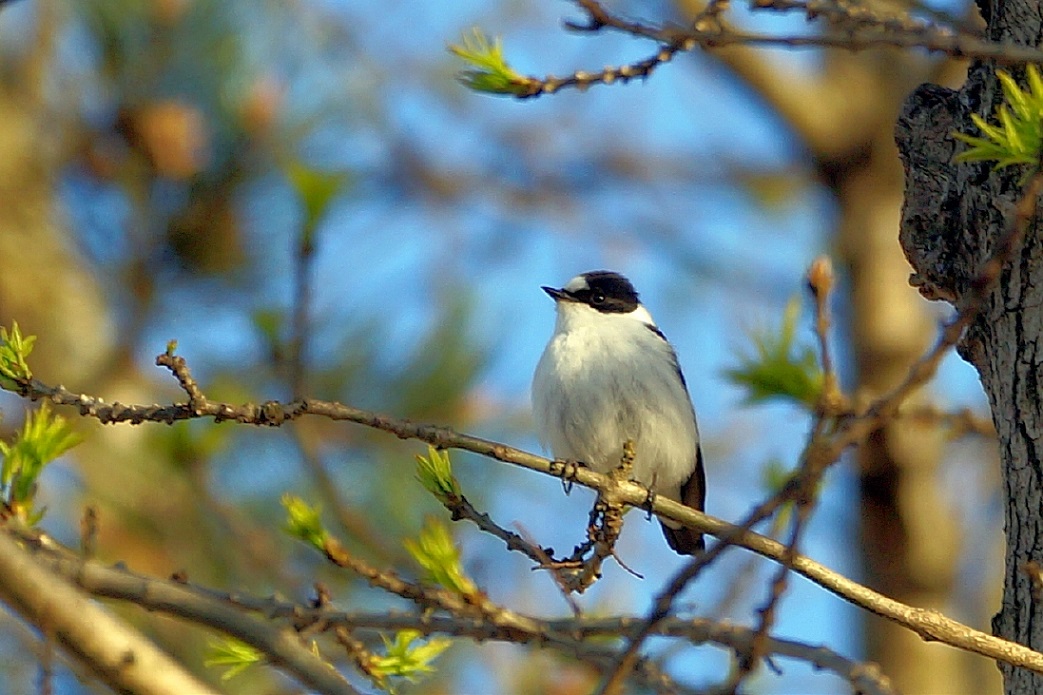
left=808, top=256, right=842, bottom=414
left=434, top=485, right=555, bottom=566
left=10, top=372, right=1043, bottom=671
left=723, top=496, right=814, bottom=692
left=722, top=258, right=843, bottom=691
left=498, top=0, right=1043, bottom=100
left=319, top=533, right=555, bottom=639
left=21, top=528, right=896, bottom=695
left=836, top=171, right=1043, bottom=451
left=513, top=522, right=583, bottom=616
left=594, top=470, right=798, bottom=695
left=334, top=627, right=384, bottom=692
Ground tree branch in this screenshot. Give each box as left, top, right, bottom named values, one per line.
left=0, top=529, right=218, bottom=695
left=490, top=0, right=1043, bottom=100
left=22, top=528, right=896, bottom=695
left=19, top=530, right=361, bottom=695
left=9, top=366, right=1043, bottom=675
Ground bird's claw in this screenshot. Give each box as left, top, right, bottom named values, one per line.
left=554, top=459, right=582, bottom=495
left=642, top=487, right=657, bottom=521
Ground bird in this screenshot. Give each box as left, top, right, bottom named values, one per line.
left=532, top=270, right=706, bottom=554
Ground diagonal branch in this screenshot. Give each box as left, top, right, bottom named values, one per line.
left=12, top=365, right=1043, bottom=674
left=6, top=176, right=1043, bottom=684
left=18, top=530, right=360, bottom=695
left=0, top=529, right=219, bottom=695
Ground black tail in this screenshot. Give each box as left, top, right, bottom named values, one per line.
left=661, top=522, right=704, bottom=555
left=661, top=447, right=707, bottom=555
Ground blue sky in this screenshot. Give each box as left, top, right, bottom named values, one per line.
left=2, top=0, right=1000, bottom=692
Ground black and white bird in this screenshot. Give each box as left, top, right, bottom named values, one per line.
left=532, top=270, right=706, bottom=554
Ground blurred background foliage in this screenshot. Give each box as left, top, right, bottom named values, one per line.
left=0, top=0, right=1000, bottom=693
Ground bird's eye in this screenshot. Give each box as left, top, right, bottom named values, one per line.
left=591, top=292, right=606, bottom=305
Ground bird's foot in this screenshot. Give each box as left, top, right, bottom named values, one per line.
left=641, top=487, right=657, bottom=521
left=550, top=458, right=583, bottom=495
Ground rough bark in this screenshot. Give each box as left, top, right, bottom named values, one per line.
left=896, top=7, right=1043, bottom=691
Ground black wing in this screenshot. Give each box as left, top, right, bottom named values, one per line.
left=660, top=446, right=707, bottom=554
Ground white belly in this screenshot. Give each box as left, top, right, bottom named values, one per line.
left=532, top=323, right=699, bottom=495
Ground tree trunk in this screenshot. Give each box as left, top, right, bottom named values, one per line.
left=896, top=7, right=1043, bottom=690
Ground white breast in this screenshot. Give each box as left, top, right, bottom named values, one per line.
left=532, top=302, right=700, bottom=496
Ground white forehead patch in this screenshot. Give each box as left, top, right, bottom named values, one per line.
left=563, top=274, right=590, bottom=293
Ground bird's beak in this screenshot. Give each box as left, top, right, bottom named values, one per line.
left=542, top=286, right=570, bottom=302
